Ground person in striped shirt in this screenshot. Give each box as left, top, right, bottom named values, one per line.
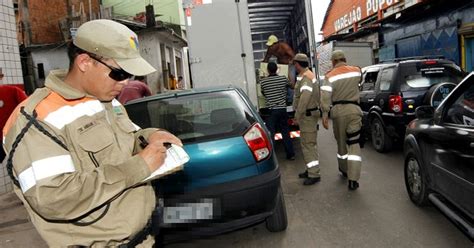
left=260, top=62, right=295, bottom=160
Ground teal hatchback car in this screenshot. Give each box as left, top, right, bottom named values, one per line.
left=124, top=86, right=287, bottom=241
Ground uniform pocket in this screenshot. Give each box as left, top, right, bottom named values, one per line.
left=77, top=121, right=114, bottom=153
left=116, top=117, right=138, bottom=134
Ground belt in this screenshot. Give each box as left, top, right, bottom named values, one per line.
left=306, top=107, right=320, bottom=116
left=332, top=100, right=359, bottom=106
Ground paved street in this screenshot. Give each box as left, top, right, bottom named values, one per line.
left=168, top=127, right=473, bottom=248
left=0, top=126, right=473, bottom=248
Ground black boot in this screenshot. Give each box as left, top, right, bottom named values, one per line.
left=298, top=170, right=308, bottom=179
left=348, top=180, right=359, bottom=190
left=303, top=177, right=321, bottom=186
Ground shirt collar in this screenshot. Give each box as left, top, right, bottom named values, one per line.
left=44, top=69, right=92, bottom=100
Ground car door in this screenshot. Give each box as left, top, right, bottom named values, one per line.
left=360, top=67, right=380, bottom=114
left=428, top=75, right=474, bottom=218
left=375, top=66, right=396, bottom=115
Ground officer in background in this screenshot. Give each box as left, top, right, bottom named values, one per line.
left=293, top=53, right=321, bottom=186
left=321, top=50, right=363, bottom=190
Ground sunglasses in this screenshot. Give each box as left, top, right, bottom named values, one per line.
left=89, top=55, right=133, bottom=81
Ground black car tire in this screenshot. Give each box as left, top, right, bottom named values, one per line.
left=370, top=117, right=392, bottom=153
left=265, top=187, right=288, bottom=232
left=404, top=150, right=430, bottom=206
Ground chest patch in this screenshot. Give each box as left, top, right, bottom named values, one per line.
left=77, top=121, right=97, bottom=134
left=113, top=106, right=124, bottom=116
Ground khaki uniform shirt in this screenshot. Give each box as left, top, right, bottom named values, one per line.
left=321, top=62, right=362, bottom=119
left=293, top=68, right=320, bottom=121
left=2, top=70, right=157, bottom=247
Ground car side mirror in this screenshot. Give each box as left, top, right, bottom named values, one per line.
left=415, top=105, right=434, bottom=119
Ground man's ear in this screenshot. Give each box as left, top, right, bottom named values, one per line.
left=75, top=53, right=91, bottom=72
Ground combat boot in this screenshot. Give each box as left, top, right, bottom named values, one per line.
left=298, top=170, right=308, bottom=178
left=303, top=177, right=320, bottom=186
left=348, top=180, right=359, bottom=190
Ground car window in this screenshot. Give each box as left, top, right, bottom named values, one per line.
left=361, top=70, right=379, bottom=91
left=445, top=83, right=474, bottom=127
left=128, top=90, right=257, bottom=143
left=378, top=67, right=394, bottom=91
left=401, top=64, right=462, bottom=90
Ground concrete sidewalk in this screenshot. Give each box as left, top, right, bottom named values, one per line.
left=0, top=192, right=47, bottom=248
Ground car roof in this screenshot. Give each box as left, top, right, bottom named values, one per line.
left=362, top=58, right=458, bottom=71
left=125, top=85, right=240, bottom=105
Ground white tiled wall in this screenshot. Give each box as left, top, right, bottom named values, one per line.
left=0, top=0, right=23, bottom=86
left=1, top=0, right=22, bottom=195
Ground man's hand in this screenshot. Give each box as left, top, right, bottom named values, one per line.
left=140, top=130, right=183, bottom=172
left=322, top=117, right=329, bottom=130
left=139, top=143, right=167, bottom=172
left=148, top=130, right=183, bottom=147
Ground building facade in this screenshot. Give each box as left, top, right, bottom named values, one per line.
left=320, top=0, right=474, bottom=72
left=1, top=0, right=23, bottom=86
left=1, top=0, right=24, bottom=195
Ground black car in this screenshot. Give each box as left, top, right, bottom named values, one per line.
left=403, top=72, right=474, bottom=241
left=359, top=56, right=463, bottom=152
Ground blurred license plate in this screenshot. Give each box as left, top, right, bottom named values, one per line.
left=163, top=201, right=213, bottom=224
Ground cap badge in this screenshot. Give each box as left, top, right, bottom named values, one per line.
left=129, top=36, right=139, bottom=50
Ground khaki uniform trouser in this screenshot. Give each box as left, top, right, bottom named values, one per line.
left=298, top=114, right=320, bottom=178
left=333, top=114, right=362, bottom=181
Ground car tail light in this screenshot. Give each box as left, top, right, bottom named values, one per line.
left=389, top=94, right=403, bottom=113
left=423, top=60, right=437, bottom=65
left=244, top=123, right=272, bottom=162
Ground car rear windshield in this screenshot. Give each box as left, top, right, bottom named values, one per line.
left=126, top=90, right=257, bottom=143
left=401, top=63, right=462, bottom=91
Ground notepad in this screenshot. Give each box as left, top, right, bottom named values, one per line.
left=143, top=144, right=190, bottom=182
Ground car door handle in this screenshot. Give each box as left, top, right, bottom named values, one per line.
left=368, top=98, right=375, bottom=102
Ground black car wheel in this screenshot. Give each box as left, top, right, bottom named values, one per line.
left=404, top=151, right=430, bottom=206
left=371, top=117, right=392, bottom=153
left=265, top=187, right=288, bottom=232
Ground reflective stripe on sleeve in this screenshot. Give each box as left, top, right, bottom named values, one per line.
left=44, top=100, right=104, bottom=129
left=132, top=123, right=141, bottom=131
left=321, top=86, right=333, bottom=92
left=337, top=154, right=348, bottom=160
left=307, top=160, right=319, bottom=168
left=112, top=99, right=122, bottom=107
left=328, top=72, right=361, bottom=83
left=300, top=85, right=313, bottom=92
left=18, top=155, right=76, bottom=193
left=347, top=155, right=362, bottom=162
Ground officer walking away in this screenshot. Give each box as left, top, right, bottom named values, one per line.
left=260, top=62, right=295, bottom=160
left=321, top=50, right=363, bottom=190
left=2, top=19, right=182, bottom=247
left=293, top=53, right=321, bottom=186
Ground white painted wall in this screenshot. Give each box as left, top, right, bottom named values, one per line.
left=139, top=32, right=163, bottom=94
left=30, top=47, right=68, bottom=86
left=138, top=30, right=189, bottom=93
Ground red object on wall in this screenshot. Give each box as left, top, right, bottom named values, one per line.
left=0, top=85, right=27, bottom=135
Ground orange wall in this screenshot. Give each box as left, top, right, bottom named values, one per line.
left=17, top=0, right=100, bottom=45
left=322, top=0, right=403, bottom=37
